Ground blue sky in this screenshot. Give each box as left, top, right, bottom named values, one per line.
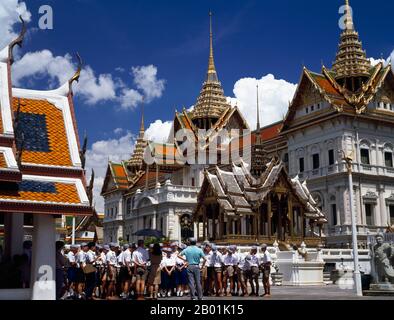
left=3, top=0, right=392, bottom=210
left=16, top=0, right=394, bottom=145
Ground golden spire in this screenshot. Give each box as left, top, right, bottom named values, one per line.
left=139, top=103, right=145, bottom=137
left=344, top=0, right=354, bottom=30
left=128, top=103, right=148, bottom=171
left=207, top=11, right=218, bottom=82
left=191, top=11, right=228, bottom=123
left=332, top=0, right=371, bottom=84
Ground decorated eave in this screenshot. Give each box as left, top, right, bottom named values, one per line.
left=282, top=63, right=393, bottom=130
left=0, top=19, right=93, bottom=217
left=100, top=161, right=130, bottom=196
left=195, top=157, right=327, bottom=224
left=0, top=175, right=91, bottom=216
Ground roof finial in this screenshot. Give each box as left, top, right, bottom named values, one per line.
left=256, top=83, right=260, bottom=131
left=9, top=16, right=26, bottom=65
left=344, top=0, right=354, bottom=30
left=207, top=11, right=217, bottom=81
left=139, top=98, right=145, bottom=136
left=69, top=53, right=82, bottom=91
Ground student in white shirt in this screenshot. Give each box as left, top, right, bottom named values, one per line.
left=75, top=243, right=87, bottom=297
left=203, top=243, right=214, bottom=296
left=119, top=244, right=132, bottom=299
left=174, top=245, right=188, bottom=297
left=222, top=246, right=239, bottom=296
left=84, top=242, right=97, bottom=300
left=132, top=240, right=149, bottom=300
left=245, top=246, right=260, bottom=296
left=259, top=244, right=272, bottom=297
left=210, top=245, right=223, bottom=297
left=106, top=243, right=118, bottom=297
left=66, top=245, right=78, bottom=295
left=201, top=243, right=211, bottom=295
left=161, top=248, right=176, bottom=297
left=236, top=250, right=248, bottom=297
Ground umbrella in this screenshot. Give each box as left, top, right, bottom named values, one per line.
left=133, top=229, right=164, bottom=238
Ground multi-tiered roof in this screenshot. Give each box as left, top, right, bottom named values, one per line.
left=283, top=0, right=394, bottom=129
left=0, top=19, right=93, bottom=216
left=191, top=12, right=230, bottom=125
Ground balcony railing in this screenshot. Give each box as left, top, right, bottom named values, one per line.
left=291, top=162, right=394, bottom=180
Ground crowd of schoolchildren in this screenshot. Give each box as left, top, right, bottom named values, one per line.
left=56, top=238, right=272, bottom=300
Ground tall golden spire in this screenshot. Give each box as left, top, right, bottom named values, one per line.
left=128, top=104, right=148, bottom=171
left=191, top=11, right=229, bottom=125
left=207, top=11, right=218, bottom=83
left=331, top=0, right=371, bottom=87
left=139, top=103, right=145, bottom=138
left=344, top=0, right=354, bottom=30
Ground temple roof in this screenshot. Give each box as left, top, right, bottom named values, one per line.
left=0, top=20, right=93, bottom=217
left=191, top=12, right=230, bottom=121
left=127, top=111, right=148, bottom=170
left=0, top=175, right=91, bottom=215
left=252, top=121, right=283, bottom=143
left=196, top=158, right=327, bottom=223
left=332, top=0, right=371, bottom=80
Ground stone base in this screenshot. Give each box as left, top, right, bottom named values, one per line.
left=370, top=283, right=394, bottom=291
left=364, top=283, right=394, bottom=296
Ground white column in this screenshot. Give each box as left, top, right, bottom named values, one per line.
left=378, top=188, right=385, bottom=227
left=4, top=213, right=25, bottom=259
left=30, top=214, right=56, bottom=300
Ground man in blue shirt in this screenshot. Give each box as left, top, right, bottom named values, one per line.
left=179, top=238, right=206, bottom=300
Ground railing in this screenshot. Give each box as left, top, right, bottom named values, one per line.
left=291, top=162, right=394, bottom=180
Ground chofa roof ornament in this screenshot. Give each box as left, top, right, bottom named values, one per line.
left=9, top=16, right=27, bottom=65
left=68, top=52, right=83, bottom=92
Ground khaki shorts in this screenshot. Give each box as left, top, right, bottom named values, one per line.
left=223, top=266, right=235, bottom=277
left=214, top=267, right=223, bottom=274
left=135, top=267, right=148, bottom=281
left=250, top=266, right=260, bottom=278
left=106, top=265, right=116, bottom=282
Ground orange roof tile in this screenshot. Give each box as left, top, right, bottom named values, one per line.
left=252, top=122, right=282, bottom=143
left=0, top=153, right=6, bottom=168
left=12, top=97, right=72, bottom=167
left=110, top=162, right=128, bottom=189
left=0, top=181, right=81, bottom=204
left=312, top=75, right=341, bottom=96
left=131, top=171, right=168, bottom=191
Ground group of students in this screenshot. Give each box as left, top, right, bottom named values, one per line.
left=56, top=238, right=272, bottom=300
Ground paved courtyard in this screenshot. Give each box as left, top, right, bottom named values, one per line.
left=167, top=285, right=394, bottom=300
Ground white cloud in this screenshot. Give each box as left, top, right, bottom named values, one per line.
left=113, top=128, right=124, bottom=135
left=12, top=49, right=165, bottom=109
left=132, top=65, right=165, bottom=102
left=144, top=120, right=172, bottom=143
left=85, top=132, right=135, bottom=212
left=229, top=74, right=297, bottom=130
left=120, top=87, right=143, bottom=109
left=369, top=57, right=386, bottom=67
left=12, top=50, right=117, bottom=104
left=0, top=0, right=31, bottom=49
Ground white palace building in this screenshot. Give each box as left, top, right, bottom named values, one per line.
left=102, top=2, right=394, bottom=249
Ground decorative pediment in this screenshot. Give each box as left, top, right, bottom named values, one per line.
left=363, top=191, right=378, bottom=203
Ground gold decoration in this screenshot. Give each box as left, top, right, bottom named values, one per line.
left=68, top=53, right=82, bottom=88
